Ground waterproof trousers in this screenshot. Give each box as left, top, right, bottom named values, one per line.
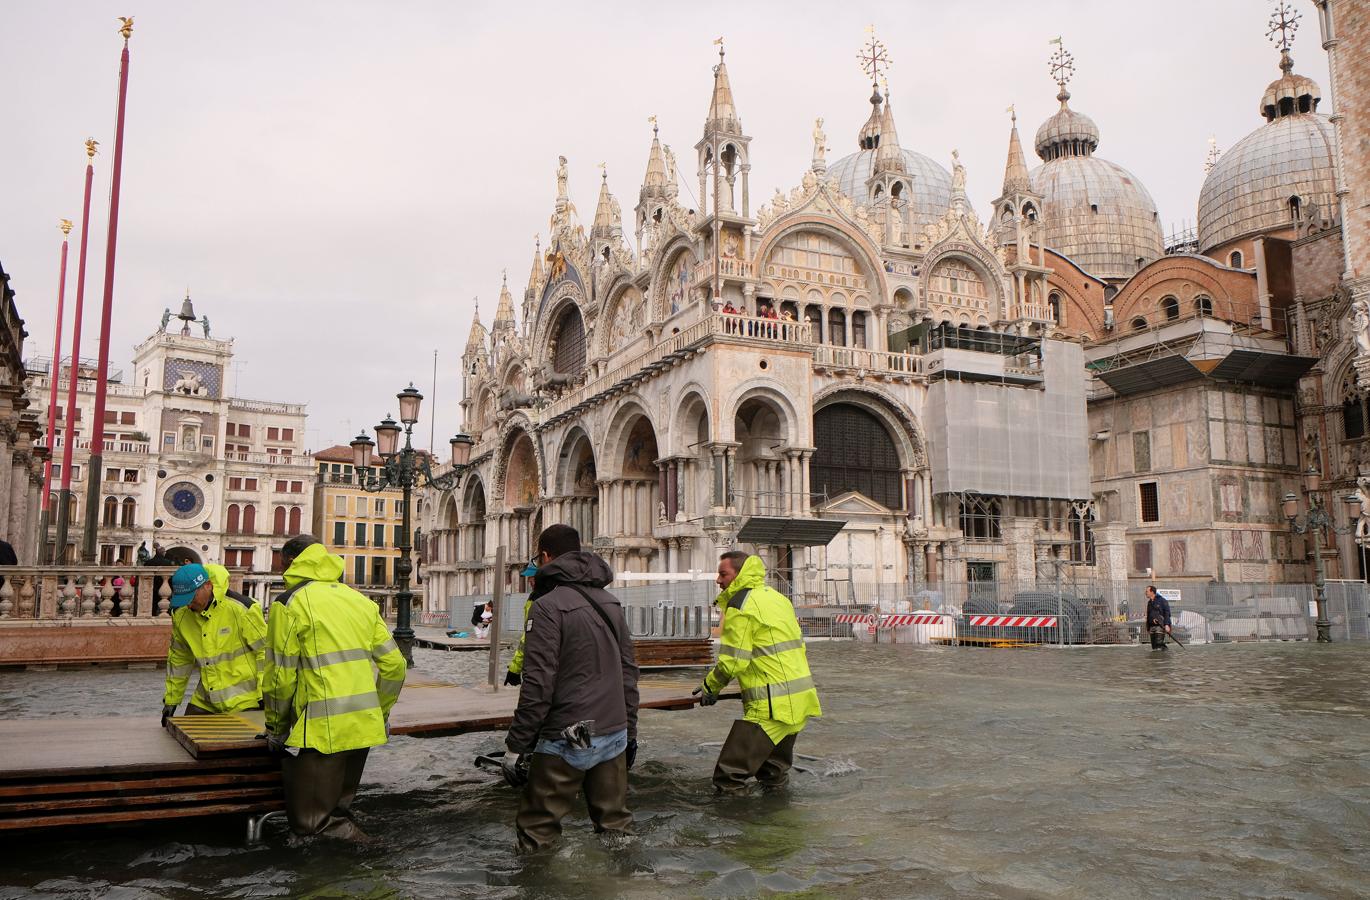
left=515, top=751, right=632, bottom=851
left=713, top=719, right=797, bottom=793
left=1149, top=627, right=1167, bottom=650
left=281, top=747, right=370, bottom=839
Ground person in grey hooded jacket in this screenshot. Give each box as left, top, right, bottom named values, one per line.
left=503, top=524, right=640, bottom=851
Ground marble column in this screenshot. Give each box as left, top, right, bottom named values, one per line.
left=9, top=451, right=31, bottom=557
left=666, top=460, right=679, bottom=521
left=0, top=422, right=14, bottom=542
left=710, top=446, right=725, bottom=509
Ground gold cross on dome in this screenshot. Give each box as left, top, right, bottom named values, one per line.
left=1048, top=38, right=1074, bottom=92
left=1267, top=1, right=1300, bottom=53
left=857, top=26, right=891, bottom=86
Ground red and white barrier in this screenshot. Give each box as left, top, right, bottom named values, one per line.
left=966, top=615, right=1058, bottom=628
left=835, top=613, right=875, bottom=624
left=878, top=613, right=951, bottom=628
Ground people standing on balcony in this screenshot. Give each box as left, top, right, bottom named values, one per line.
left=695, top=551, right=821, bottom=793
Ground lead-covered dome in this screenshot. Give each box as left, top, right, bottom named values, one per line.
left=1029, top=88, right=1164, bottom=280
left=1197, top=51, right=1336, bottom=255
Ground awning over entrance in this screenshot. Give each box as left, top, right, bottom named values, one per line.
left=736, top=517, right=848, bottom=547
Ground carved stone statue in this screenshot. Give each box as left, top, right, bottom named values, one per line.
left=887, top=205, right=904, bottom=246
left=664, top=146, right=677, bottom=189
left=610, top=195, right=622, bottom=230
left=556, top=155, right=568, bottom=199
left=811, top=117, right=827, bottom=166
left=1351, top=299, right=1370, bottom=356
left=1304, top=431, right=1321, bottom=474
left=1355, top=477, right=1370, bottom=544
left=159, top=308, right=171, bottom=332
left=951, top=149, right=966, bottom=192
left=199, top=315, right=210, bottom=338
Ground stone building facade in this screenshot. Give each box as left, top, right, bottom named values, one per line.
left=26, top=297, right=312, bottom=581
left=0, top=261, right=46, bottom=562
left=419, top=4, right=1370, bottom=610
left=311, top=444, right=422, bottom=588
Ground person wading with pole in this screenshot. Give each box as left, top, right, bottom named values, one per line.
left=1145, top=584, right=1173, bottom=651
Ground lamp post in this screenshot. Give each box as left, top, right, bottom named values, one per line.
left=352, top=383, right=475, bottom=665
left=1281, top=468, right=1360, bottom=644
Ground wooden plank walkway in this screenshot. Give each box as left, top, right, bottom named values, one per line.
left=0, top=676, right=721, bottom=832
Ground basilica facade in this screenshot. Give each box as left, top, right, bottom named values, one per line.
left=420, top=0, right=1370, bottom=611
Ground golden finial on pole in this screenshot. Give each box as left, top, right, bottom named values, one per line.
left=857, top=27, right=892, bottom=88
left=59, top=219, right=73, bottom=236
left=118, top=17, right=134, bottom=42
left=84, top=138, right=99, bottom=161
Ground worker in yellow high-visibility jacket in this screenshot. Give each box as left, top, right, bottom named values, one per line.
left=161, top=563, right=266, bottom=724
left=261, top=535, right=407, bottom=840
left=503, top=557, right=544, bottom=686
left=695, top=551, right=821, bottom=792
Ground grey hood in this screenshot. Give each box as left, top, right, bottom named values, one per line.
left=536, top=550, right=614, bottom=589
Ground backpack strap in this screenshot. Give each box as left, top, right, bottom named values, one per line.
left=565, top=584, right=625, bottom=644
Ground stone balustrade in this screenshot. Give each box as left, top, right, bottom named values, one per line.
left=0, top=565, right=180, bottom=621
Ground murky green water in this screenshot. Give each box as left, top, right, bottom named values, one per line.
left=3, top=641, right=1370, bottom=898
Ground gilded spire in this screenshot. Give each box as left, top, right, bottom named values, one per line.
left=1001, top=107, right=1030, bottom=194
left=705, top=39, right=741, bottom=133
left=465, top=299, right=486, bottom=353
left=855, top=27, right=892, bottom=150
left=593, top=166, right=615, bottom=231
left=642, top=118, right=668, bottom=192
left=494, top=272, right=516, bottom=331
left=526, top=236, right=543, bottom=295
left=873, top=85, right=905, bottom=174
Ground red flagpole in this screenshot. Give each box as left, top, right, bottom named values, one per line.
left=37, top=220, right=73, bottom=564
left=53, top=143, right=99, bottom=565
left=82, top=20, right=133, bottom=564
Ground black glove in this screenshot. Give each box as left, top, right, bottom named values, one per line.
left=264, top=732, right=288, bottom=756
left=625, top=739, right=638, bottom=770
left=503, top=670, right=522, bottom=687
left=692, top=685, right=718, bottom=707
left=160, top=704, right=176, bottom=727
left=501, top=752, right=530, bottom=788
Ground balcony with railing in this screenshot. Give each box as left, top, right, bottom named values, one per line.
left=812, top=345, right=924, bottom=380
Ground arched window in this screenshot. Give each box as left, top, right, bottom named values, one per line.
left=227, top=504, right=240, bottom=534
left=1161, top=296, right=1180, bottom=321
left=243, top=504, right=257, bottom=535
left=1195, top=295, right=1213, bottom=317
left=1068, top=505, right=1096, bottom=564
left=288, top=506, right=302, bottom=533
left=828, top=308, right=847, bottom=346
left=1229, top=250, right=1244, bottom=268
left=1023, top=203, right=1038, bottom=222
left=1289, top=195, right=1302, bottom=222
left=811, top=404, right=903, bottom=510
left=959, top=494, right=1001, bottom=540
left=550, top=305, right=587, bottom=375
left=273, top=506, right=287, bottom=536
left=1131, top=317, right=1148, bottom=332
left=102, top=496, right=118, bottom=527
left=1343, top=380, right=1367, bottom=440
left=1048, top=291, right=1061, bottom=323
left=121, top=497, right=136, bottom=528
left=852, top=311, right=868, bottom=349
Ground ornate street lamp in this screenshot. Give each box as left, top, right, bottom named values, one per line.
left=355, top=384, right=475, bottom=664
left=1282, top=469, right=1361, bottom=643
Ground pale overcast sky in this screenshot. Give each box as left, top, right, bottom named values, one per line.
left=1, top=1, right=1330, bottom=452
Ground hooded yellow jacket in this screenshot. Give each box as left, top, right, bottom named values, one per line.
left=261, top=544, right=407, bottom=753
left=703, top=555, right=821, bottom=742
left=162, top=564, right=267, bottom=713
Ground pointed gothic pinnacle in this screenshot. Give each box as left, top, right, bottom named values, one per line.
left=1002, top=107, right=1030, bottom=194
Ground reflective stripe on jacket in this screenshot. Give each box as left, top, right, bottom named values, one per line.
left=162, top=564, right=267, bottom=713
left=260, top=543, right=407, bottom=753
left=507, top=597, right=535, bottom=675
left=703, top=555, right=821, bottom=730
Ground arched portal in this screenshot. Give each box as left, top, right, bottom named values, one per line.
left=501, top=430, right=541, bottom=569
left=811, top=403, right=904, bottom=510
left=734, top=396, right=791, bottom=515
left=556, top=428, right=599, bottom=543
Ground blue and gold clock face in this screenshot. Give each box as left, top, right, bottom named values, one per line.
left=163, top=481, right=205, bottom=519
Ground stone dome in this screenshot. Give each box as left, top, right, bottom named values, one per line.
left=828, top=148, right=953, bottom=231
left=1028, top=88, right=1164, bottom=280
left=1197, top=56, right=1336, bottom=255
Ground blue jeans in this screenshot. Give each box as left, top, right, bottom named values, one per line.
left=534, top=728, right=627, bottom=771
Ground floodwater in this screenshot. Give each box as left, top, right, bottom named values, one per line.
left=3, top=641, right=1370, bottom=899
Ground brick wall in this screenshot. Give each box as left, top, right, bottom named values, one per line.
left=1291, top=227, right=1345, bottom=300
left=1329, top=0, right=1369, bottom=279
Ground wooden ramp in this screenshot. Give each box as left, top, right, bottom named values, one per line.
left=0, top=677, right=718, bottom=831
left=0, top=716, right=282, bottom=832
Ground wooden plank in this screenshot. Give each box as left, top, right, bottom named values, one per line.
left=0, top=770, right=279, bottom=799
left=0, top=800, right=283, bottom=831
left=0, top=786, right=283, bottom=814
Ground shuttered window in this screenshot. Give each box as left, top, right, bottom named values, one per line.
left=811, top=404, right=903, bottom=510
left=552, top=306, right=587, bottom=375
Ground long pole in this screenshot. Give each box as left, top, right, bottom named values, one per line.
left=54, top=144, right=98, bottom=564
left=393, top=429, right=416, bottom=665
left=487, top=544, right=506, bottom=689
left=429, top=350, right=437, bottom=454
left=83, top=25, right=133, bottom=563
left=37, top=221, right=73, bottom=564
left=1312, top=510, right=1332, bottom=643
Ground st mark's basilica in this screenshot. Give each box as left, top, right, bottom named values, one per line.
left=419, top=2, right=1370, bottom=611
